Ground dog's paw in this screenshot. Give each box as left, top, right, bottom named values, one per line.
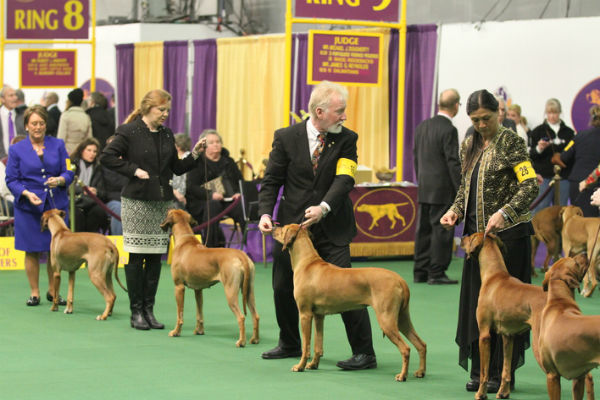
left=193, top=329, right=204, bottom=335
left=394, top=373, right=407, bottom=382
left=64, top=309, right=73, bottom=314
left=168, top=330, right=180, bottom=337
left=306, top=361, right=319, bottom=370
left=96, top=315, right=108, bottom=321
left=414, top=370, right=425, bottom=378
left=50, top=306, right=58, bottom=312
left=235, top=339, right=246, bottom=348
left=291, top=364, right=305, bottom=372
left=475, top=391, right=488, bottom=400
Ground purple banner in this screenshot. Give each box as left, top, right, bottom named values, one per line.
left=295, top=0, right=400, bottom=22
left=6, top=0, right=89, bottom=39
left=21, top=49, right=76, bottom=88
left=571, top=76, right=600, bottom=133
left=350, top=186, right=417, bottom=242
left=309, top=31, right=381, bottom=86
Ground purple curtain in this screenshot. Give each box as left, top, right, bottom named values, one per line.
left=163, top=41, right=189, bottom=134
left=115, top=43, right=134, bottom=125
left=290, top=33, right=312, bottom=125
left=389, top=25, right=438, bottom=182
left=190, top=39, right=217, bottom=142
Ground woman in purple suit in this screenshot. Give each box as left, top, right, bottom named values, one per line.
left=5, top=105, right=74, bottom=306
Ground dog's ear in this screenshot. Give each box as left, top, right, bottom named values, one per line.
left=575, top=206, right=584, bottom=217
left=573, top=253, right=589, bottom=281
left=281, top=225, right=299, bottom=251
left=160, top=214, right=173, bottom=231
left=59, top=210, right=66, bottom=219
left=460, top=233, right=483, bottom=258
left=40, top=215, right=48, bottom=232
left=542, top=269, right=550, bottom=292
left=189, top=216, right=198, bottom=227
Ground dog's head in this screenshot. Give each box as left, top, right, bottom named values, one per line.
left=559, top=205, right=584, bottom=225
left=542, top=253, right=589, bottom=292
left=460, top=232, right=503, bottom=258
left=40, top=209, right=66, bottom=232
left=160, top=209, right=197, bottom=231
left=273, top=224, right=306, bottom=251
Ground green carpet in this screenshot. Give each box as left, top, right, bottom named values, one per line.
left=1, top=257, right=597, bottom=399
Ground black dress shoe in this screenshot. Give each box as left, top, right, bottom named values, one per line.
left=466, top=379, right=479, bottom=392
left=26, top=296, right=40, bottom=306
left=336, top=354, right=377, bottom=370
left=465, top=379, right=499, bottom=393
left=427, top=274, right=458, bottom=285
left=261, top=346, right=302, bottom=359
left=413, top=276, right=428, bottom=283
left=46, top=292, right=67, bottom=306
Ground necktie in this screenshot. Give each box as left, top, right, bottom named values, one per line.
left=311, top=133, right=326, bottom=173
left=8, top=111, right=15, bottom=144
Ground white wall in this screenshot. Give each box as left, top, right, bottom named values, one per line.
left=2, top=23, right=236, bottom=111
left=437, top=16, right=598, bottom=141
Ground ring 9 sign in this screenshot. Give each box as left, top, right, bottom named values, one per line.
left=6, top=0, right=89, bottom=40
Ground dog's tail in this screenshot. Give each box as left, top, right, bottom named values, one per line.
left=240, top=253, right=254, bottom=316
left=111, top=246, right=127, bottom=292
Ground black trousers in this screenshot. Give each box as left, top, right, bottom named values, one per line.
left=569, top=181, right=599, bottom=217
left=413, top=203, right=455, bottom=279
left=271, top=225, right=375, bottom=356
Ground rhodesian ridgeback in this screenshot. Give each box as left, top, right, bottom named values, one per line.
left=461, top=232, right=546, bottom=400
left=540, top=254, right=597, bottom=400
left=560, top=205, right=600, bottom=297
left=531, top=205, right=566, bottom=276
left=159, top=209, right=259, bottom=347
left=41, top=209, right=125, bottom=320
left=273, top=224, right=426, bottom=382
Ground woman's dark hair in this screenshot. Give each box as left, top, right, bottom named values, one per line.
left=70, top=137, right=100, bottom=161
left=462, top=90, right=500, bottom=174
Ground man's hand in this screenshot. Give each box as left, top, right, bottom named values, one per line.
left=302, top=205, right=323, bottom=227
left=258, top=214, right=273, bottom=234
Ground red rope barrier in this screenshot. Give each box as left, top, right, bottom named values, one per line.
left=193, top=196, right=241, bottom=232
left=0, top=218, right=14, bottom=227
left=529, top=180, right=555, bottom=211
left=82, top=186, right=122, bottom=221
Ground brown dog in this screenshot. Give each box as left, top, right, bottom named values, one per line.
left=461, top=233, right=546, bottom=400
left=273, top=224, right=426, bottom=382
left=160, top=209, right=259, bottom=347
left=531, top=205, right=565, bottom=276
left=41, top=209, right=125, bottom=320
left=560, top=205, right=600, bottom=297
left=540, top=254, right=597, bottom=400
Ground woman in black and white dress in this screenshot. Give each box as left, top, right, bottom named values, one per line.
left=100, top=89, right=206, bottom=330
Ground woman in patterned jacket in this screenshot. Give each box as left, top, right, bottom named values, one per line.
left=440, top=89, right=538, bottom=393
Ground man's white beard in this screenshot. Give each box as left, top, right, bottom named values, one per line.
left=327, top=123, right=343, bottom=134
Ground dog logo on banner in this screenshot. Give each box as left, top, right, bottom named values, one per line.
left=572, top=77, right=600, bottom=132
left=354, top=188, right=416, bottom=240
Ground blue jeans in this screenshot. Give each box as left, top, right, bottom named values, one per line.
left=106, top=200, right=122, bottom=235
left=532, top=178, right=569, bottom=215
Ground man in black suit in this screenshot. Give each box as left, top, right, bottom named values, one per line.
left=0, top=85, right=26, bottom=159
left=258, top=81, right=375, bottom=370
left=43, top=92, right=61, bottom=137
left=413, top=89, right=462, bottom=285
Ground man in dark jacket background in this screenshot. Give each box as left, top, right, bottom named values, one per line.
left=413, top=88, right=462, bottom=285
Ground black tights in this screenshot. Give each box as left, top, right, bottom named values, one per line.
left=129, top=253, right=161, bottom=267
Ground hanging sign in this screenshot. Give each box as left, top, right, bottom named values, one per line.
left=308, top=30, right=383, bottom=86
left=20, top=49, right=77, bottom=88
left=6, top=0, right=89, bottom=39
left=295, top=0, right=400, bottom=23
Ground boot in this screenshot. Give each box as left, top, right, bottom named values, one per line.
left=142, top=260, right=165, bottom=329
left=124, top=263, right=150, bottom=330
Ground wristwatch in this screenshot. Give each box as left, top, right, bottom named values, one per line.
left=319, top=204, right=329, bottom=218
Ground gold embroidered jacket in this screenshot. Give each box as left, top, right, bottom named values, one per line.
left=450, top=126, right=539, bottom=232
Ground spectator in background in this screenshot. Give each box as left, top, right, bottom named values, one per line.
left=101, top=135, right=127, bottom=235
left=71, top=137, right=109, bottom=233
left=57, top=88, right=92, bottom=154
left=413, top=88, right=461, bottom=285
left=556, top=105, right=600, bottom=217
left=529, top=98, right=574, bottom=214
left=86, top=92, right=114, bottom=149
left=507, top=104, right=530, bottom=147
left=42, top=92, right=61, bottom=137
left=172, top=133, right=191, bottom=209
left=186, top=129, right=244, bottom=247
left=14, top=89, right=27, bottom=115
left=0, top=85, right=26, bottom=159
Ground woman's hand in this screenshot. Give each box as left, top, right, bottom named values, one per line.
left=579, top=180, right=587, bottom=192
left=192, top=138, right=208, bottom=156
left=23, top=190, right=42, bottom=206
left=232, top=193, right=241, bottom=200
left=591, top=188, right=600, bottom=207
left=212, top=192, right=224, bottom=201
left=45, top=176, right=64, bottom=188
left=258, top=214, right=273, bottom=234
left=440, top=210, right=458, bottom=230
left=134, top=168, right=149, bottom=179
left=173, top=189, right=186, bottom=204
left=87, top=187, right=98, bottom=196
left=485, top=211, right=506, bottom=235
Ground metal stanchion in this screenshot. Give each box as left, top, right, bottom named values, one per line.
left=552, top=165, right=561, bottom=206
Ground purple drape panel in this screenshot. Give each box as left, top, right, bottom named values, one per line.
left=290, top=33, right=312, bottom=124
left=190, top=39, right=217, bottom=142
left=397, top=25, right=438, bottom=182
left=163, top=41, right=188, bottom=134
left=115, top=43, right=134, bottom=125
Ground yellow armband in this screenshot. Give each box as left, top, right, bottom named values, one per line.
left=65, top=158, right=71, bottom=170
left=336, top=158, right=357, bottom=178
left=513, top=161, right=536, bottom=183
left=563, top=140, right=574, bottom=152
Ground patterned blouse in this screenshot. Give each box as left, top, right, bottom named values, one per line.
left=450, top=126, right=539, bottom=233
